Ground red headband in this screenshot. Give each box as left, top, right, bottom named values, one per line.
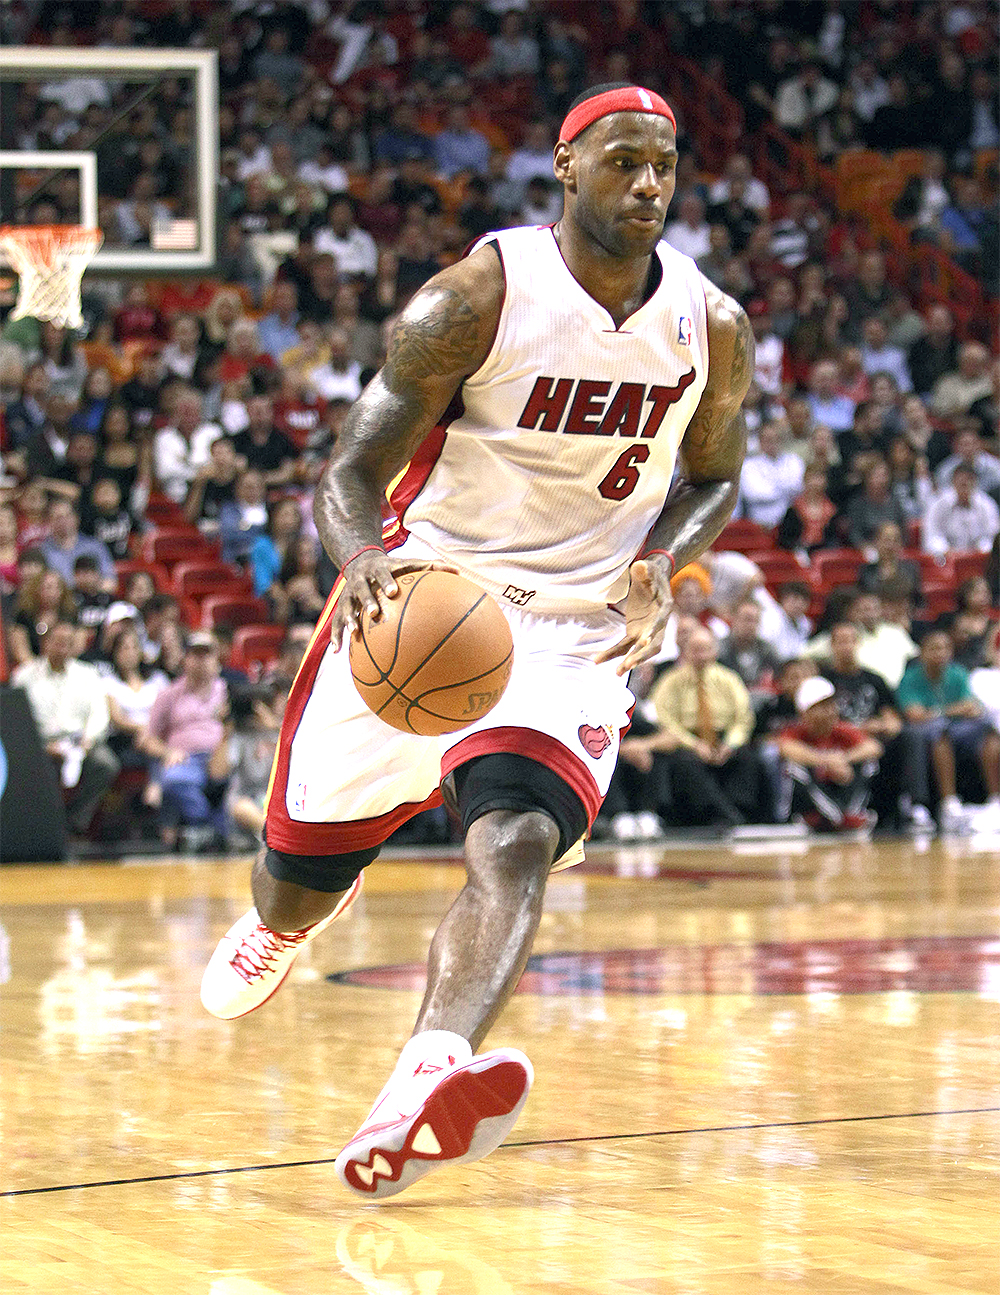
left=559, top=86, right=676, bottom=143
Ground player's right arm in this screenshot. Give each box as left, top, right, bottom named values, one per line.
left=314, top=245, right=504, bottom=647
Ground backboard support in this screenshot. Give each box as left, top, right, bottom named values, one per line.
left=0, top=47, right=218, bottom=275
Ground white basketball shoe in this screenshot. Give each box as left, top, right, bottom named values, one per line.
left=335, top=1043, right=533, bottom=1200
left=200, top=874, right=363, bottom=1019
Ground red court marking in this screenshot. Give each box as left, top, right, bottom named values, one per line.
left=330, top=936, right=1000, bottom=997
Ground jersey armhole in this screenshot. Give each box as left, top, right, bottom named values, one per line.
left=464, top=237, right=508, bottom=383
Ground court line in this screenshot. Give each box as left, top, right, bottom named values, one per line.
left=3, top=1106, right=997, bottom=1198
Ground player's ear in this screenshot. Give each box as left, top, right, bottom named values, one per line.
left=553, top=141, right=575, bottom=191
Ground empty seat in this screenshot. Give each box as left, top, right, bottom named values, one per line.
left=231, top=623, right=288, bottom=676
left=141, top=530, right=221, bottom=571
left=200, top=594, right=270, bottom=630
left=813, top=550, right=863, bottom=589
left=172, top=560, right=252, bottom=600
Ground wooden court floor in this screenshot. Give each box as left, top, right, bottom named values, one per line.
left=1, top=836, right=997, bottom=1295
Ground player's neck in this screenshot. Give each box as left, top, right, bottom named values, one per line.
left=552, top=221, right=659, bottom=329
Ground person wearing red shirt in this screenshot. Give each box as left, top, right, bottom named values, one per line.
left=778, top=676, right=882, bottom=831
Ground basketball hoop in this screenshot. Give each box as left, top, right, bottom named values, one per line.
left=0, top=225, right=103, bottom=330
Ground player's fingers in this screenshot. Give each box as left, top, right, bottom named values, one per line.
left=618, top=631, right=658, bottom=674
left=594, top=633, right=636, bottom=664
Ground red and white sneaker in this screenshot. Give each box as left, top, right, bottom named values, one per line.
left=200, top=875, right=363, bottom=1019
left=335, top=1047, right=533, bottom=1200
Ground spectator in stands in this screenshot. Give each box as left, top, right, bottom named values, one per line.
left=160, top=314, right=203, bottom=384
left=662, top=193, right=711, bottom=261
left=860, top=319, right=912, bottom=393
left=262, top=623, right=313, bottom=694
left=119, top=347, right=163, bottom=434
left=947, top=576, right=994, bottom=671
left=844, top=251, right=892, bottom=340
left=758, top=580, right=812, bottom=662
left=71, top=552, right=113, bottom=651
left=227, top=678, right=285, bottom=843
left=893, top=149, right=950, bottom=241
left=102, top=622, right=169, bottom=773
left=22, top=391, right=75, bottom=482
left=0, top=503, right=19, bottom=599
left=769, top=192, right=816, bottom=269
left=930, top=342, right=993, bottom=420
left=899, top=393, right=952, bottom=471
left=938, top=173, right=991, bottom=276
left=808, top=588, right=917, bottom=689
left=886, top=434, right=934, bottom=523
left=806, top=359, right=854, bottom=434
left=923, top=463, right=1000, bottom=558
left=139, top=631, right=230, bottom=850
left=96, top=403, right=149, bottom=516
left=865, top=72, right=924, bottom=152
left=219, top=469, right=268, bottom=567
left=907, top=305, right=958, bottom=398
left=774, top=60, right=838, bottom=138
left=184, top=435, right=240, bottom=533
left=739, top=421, right=804, bottom=528
left=231, top=395, right=298, bottom=487
left=935, top=427, right=1000, bottom=496
left=39, top=497, right=115, bottom=592
left=897, top=629, right=1000, bottom=833
left=747, top=300, right=786, bottom=402
left=153, top=388, right=220, bottom=503
left=8, top=567, right=78, bottom=667
left=5, top=362, right=48, bottom=450
left=779, top=676, right=881, bottom=832
left=256, top=281, right=301, bottom=362
left=650, top=625, right=765, bottom=829
left=706, top=173, right=759, bottom=254
left=844, top=458, right=906, bottom=551
left=13, top=617, right=120, bottom=835
left=433, top=104, right=491, bottom=180
left=834, top=346, right=871, bottom=407
left=717, top=599, right=778, bottom=694
left=309, top=326, right=364, bottom=405
left=276, top=534, right=326, bottom=625
left=250, top=496, right=303, bottom=602
left=373, top=102, right=434, bottom=167
left=776, top=463, right=836, bottom=554
left=822, top=619, right=932, bottom=831
left=857, top=521, right=921, bottom=602
left=970, top=625, right=1000, bottom=732
left=313, top=195, right=378, bottom=281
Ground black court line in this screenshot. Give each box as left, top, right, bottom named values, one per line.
left=3, top=1106, right=997, bottom=1198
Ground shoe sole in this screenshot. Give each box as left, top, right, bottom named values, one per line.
left=201, top=875, right=363, bottom=1020
left=335, top=1050, right=532, bottom=1200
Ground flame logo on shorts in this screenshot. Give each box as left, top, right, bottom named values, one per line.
left=578, top=724, right=612, bottom=758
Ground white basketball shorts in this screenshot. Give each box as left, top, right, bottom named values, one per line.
left=263, top=539, right=636, bottom=858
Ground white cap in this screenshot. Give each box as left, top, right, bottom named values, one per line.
left=795, top=676, right=836, bottom=714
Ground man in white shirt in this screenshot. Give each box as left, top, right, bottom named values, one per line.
left=312, top=195, right=378, bottom=280
left=310, top=326, right=363, bottom=404
left=934, top=428, right=1000, bottom=495
left=739, top=420, right=804, bottom=528
left=153, top=389, right=221, bottom=503
left=774, top=61, right=838, bottom=135
left=747, top=299, right=786, bottom=399
left=662, top=193, right=711, bottom=261
left=860, top=316, right=912, bottom=392
left=12, top=618, right=119, bottom=833
left=707, top=153, right=770, bottom=215
left=923, top=463, right=1000, bottom=556
left=504, top=121, right=556, bottom=201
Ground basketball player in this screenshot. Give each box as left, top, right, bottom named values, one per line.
left=201, top=84, right=753, bottom=1198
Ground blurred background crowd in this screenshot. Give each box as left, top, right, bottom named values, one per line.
left=0, top=0, right=997, bottom=853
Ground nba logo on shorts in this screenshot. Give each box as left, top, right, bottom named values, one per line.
left=293, top=782, right=307, bottom=814
left=677, top=316, right=692, bottom=346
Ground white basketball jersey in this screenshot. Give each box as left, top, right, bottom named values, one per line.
left=385, top=225, right=709, bottom=612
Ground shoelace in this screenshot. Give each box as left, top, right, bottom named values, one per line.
left=229, top=923, right=313, bottom=983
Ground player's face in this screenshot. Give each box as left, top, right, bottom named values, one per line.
left=558, top=113, right=678, bottom=258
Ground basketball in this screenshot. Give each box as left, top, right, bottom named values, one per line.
left=349, top=570, right=513, bottom=736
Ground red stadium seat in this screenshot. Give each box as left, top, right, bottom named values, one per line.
left=141, top=530, right=221, bottom=571
left=171, top=560, right=252, bottom=600
left=115, top=558, right=171, bottom=596
left=904, top=551, right=951, bottom=585
left=231, top=624, right=287, bottom=676
left=813, top=550, right=863, bottom=589
left=923, top=583, right=956, bottom=618
left=200, top=594, right=270, bottom=630
left=714, top=518, right=774, bottom=555
left=144, top=494, right=187, bottom=527
left=951, top=551, right=989, bottom=586
left=755, top=551, right=810, bottom=589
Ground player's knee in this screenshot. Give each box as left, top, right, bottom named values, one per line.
left=466, top=809, right=559, bottom=886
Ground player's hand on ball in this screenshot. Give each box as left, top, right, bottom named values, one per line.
left=595, top=557, right=674, bottom=676
left=331, top=551, right=459, bottom=650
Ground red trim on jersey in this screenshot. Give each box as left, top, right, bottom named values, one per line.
left=441, top=726, right=605, bottom=827
left=263, top=578, right=445, bottom=854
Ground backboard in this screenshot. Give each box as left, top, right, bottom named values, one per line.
left=0, top=46, right=218, bottom=274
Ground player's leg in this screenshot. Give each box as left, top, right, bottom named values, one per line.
left=200, top=842, right=375, bottom=1019
left=334, top=755, right=586, bottom=1199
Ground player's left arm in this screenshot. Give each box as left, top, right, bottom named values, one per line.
left=597, top=283, right=753, bottom=673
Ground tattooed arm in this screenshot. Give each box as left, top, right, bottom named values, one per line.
left=597, top=282, right=753, bottom=673
left=314, top=245, right=503, bottom=645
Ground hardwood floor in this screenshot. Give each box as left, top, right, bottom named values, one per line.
left=1, top=837, right=997, bottom=1294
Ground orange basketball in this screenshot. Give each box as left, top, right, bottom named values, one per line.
left=349, top=570, right=513, bottom=736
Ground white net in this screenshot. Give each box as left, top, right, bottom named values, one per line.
left=0, top=225, right=103, bottom=329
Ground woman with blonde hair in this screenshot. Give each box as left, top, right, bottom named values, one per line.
left=9, top=567, right=78, bottom=665
left=204, top=288, right=246, bottom=349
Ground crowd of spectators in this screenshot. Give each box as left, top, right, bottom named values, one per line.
left=0, top=0, right=997, bottom=852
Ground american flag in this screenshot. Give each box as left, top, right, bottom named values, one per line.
left=152, top=219, right=198, bottom=251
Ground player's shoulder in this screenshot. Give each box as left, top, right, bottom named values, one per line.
left=700, top=275, right=748, bottom=341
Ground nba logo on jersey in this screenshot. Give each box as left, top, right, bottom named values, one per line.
left=677, top=316, right=692, bottom=346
